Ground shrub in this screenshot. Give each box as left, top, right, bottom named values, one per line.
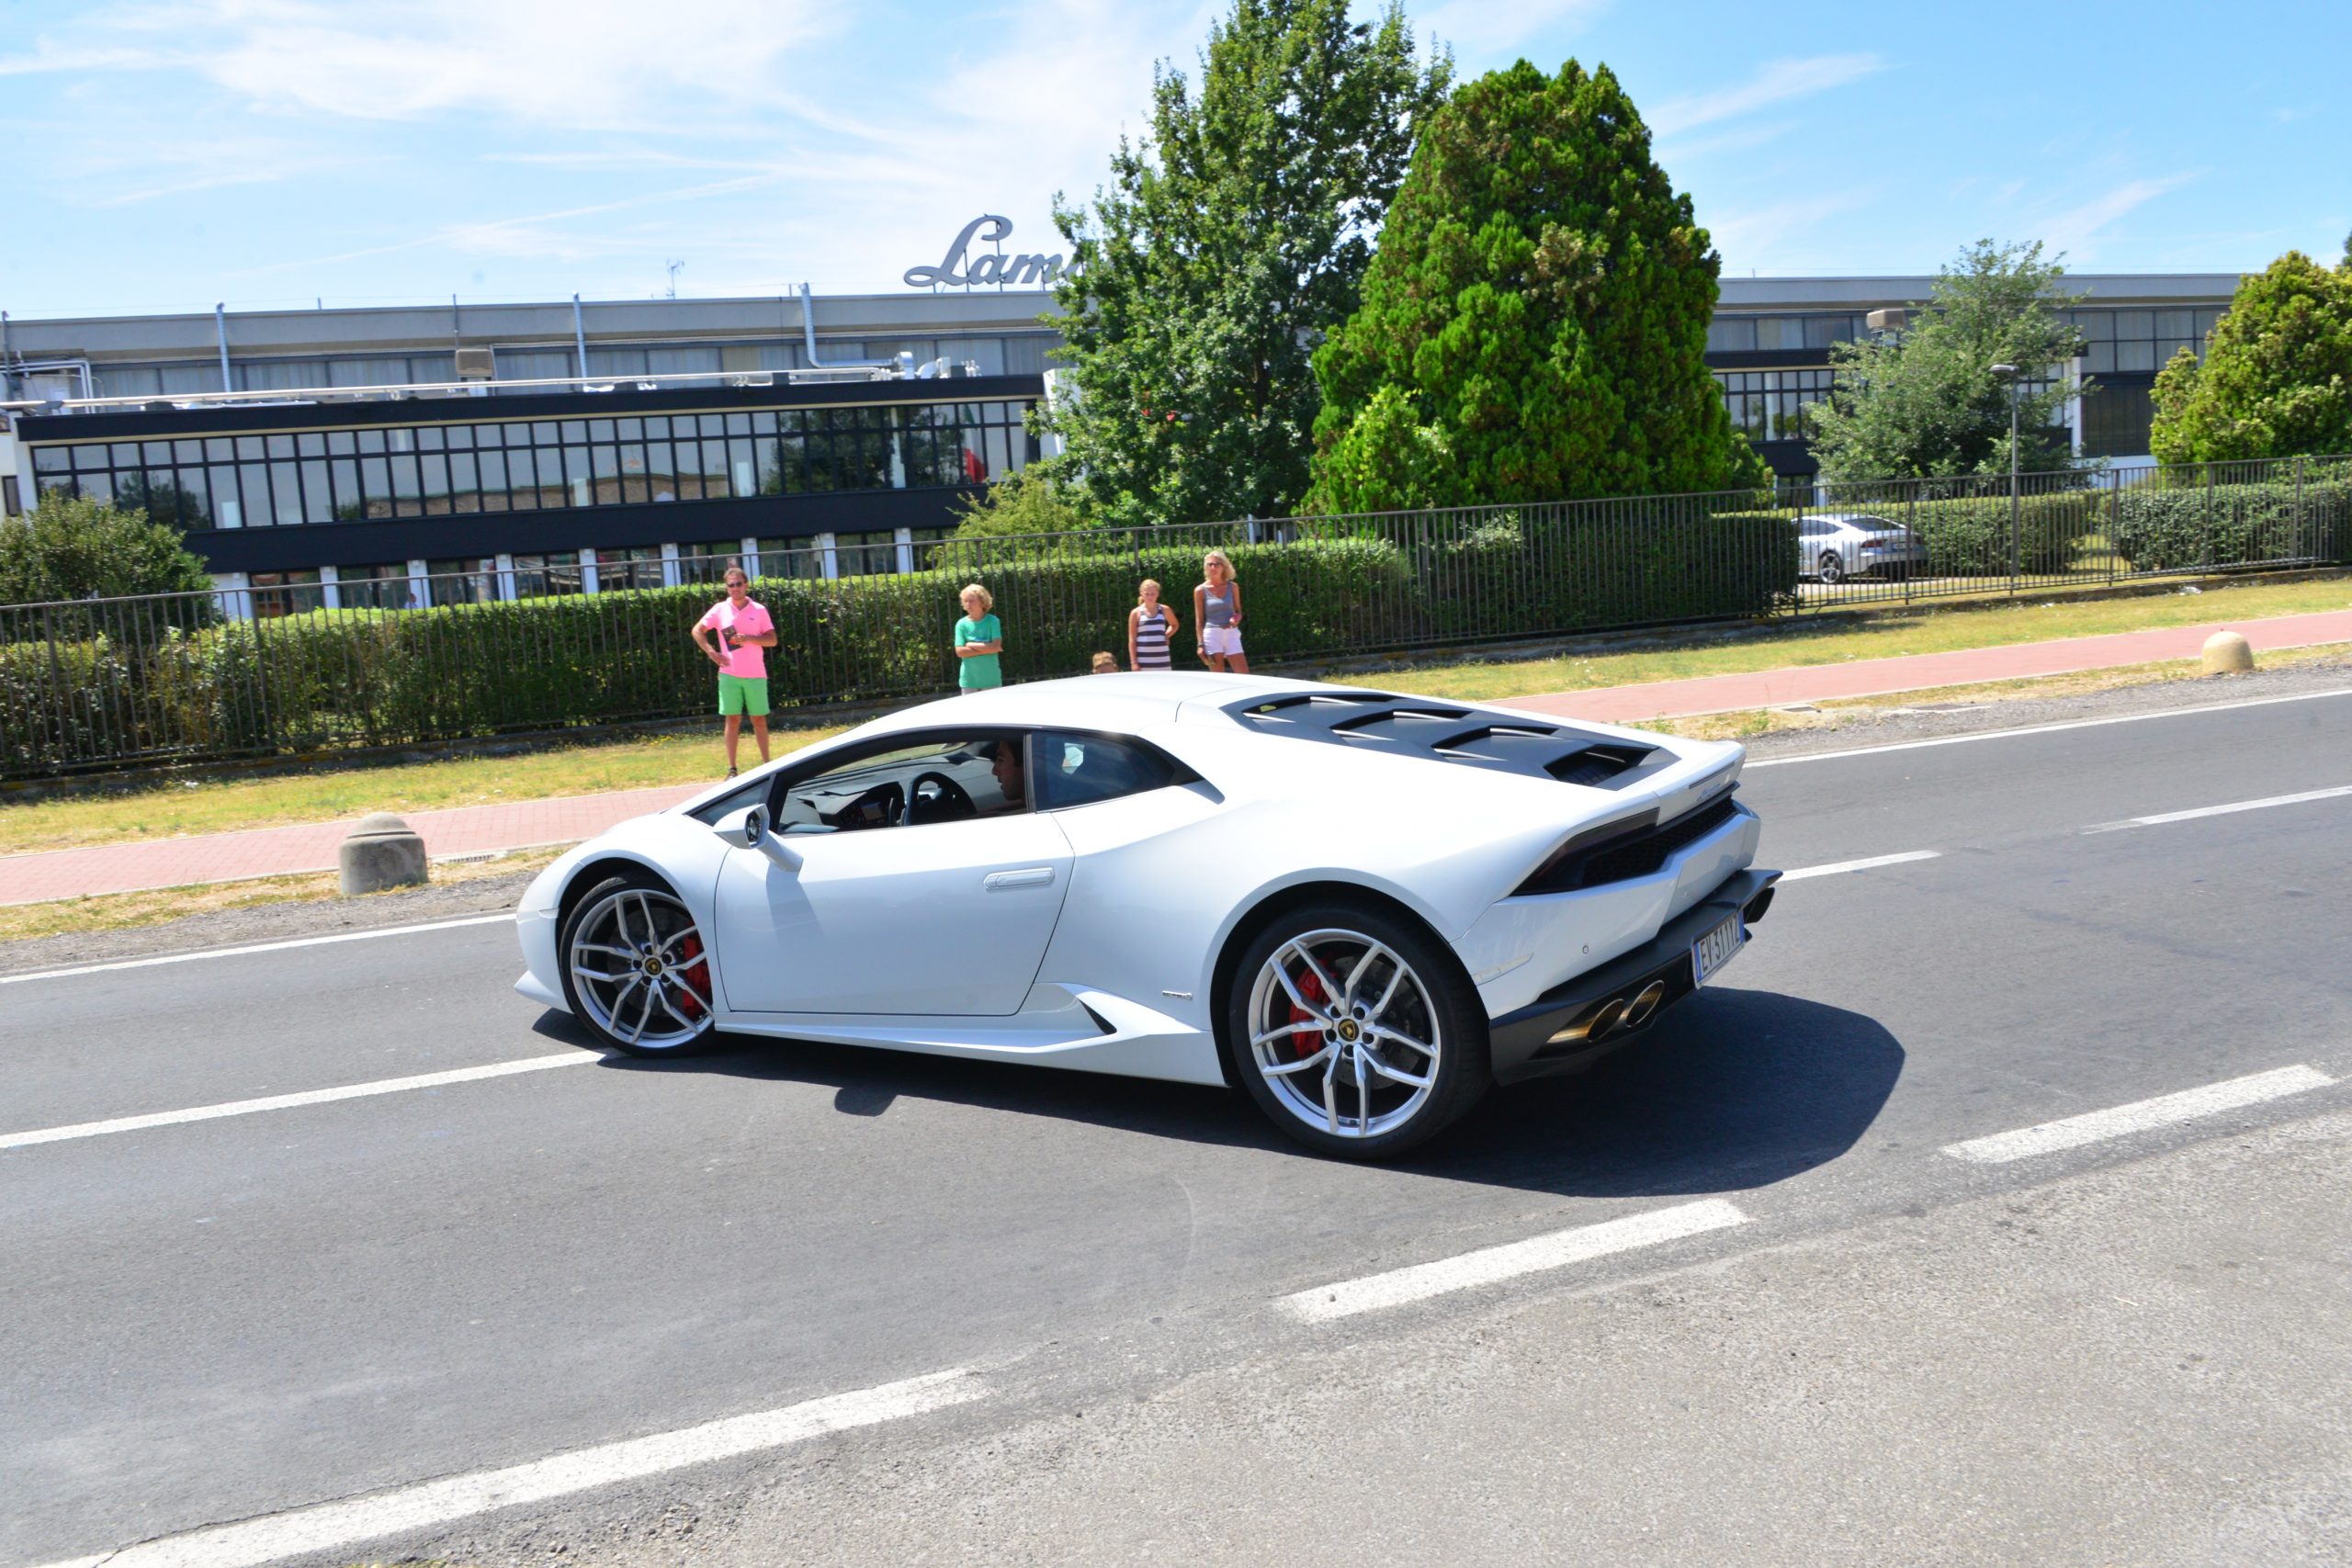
left=2109, top=471, right=2352, bottom=572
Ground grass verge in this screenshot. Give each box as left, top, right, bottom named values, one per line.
left=1, top=570, right=2345, bottom=860
left=1363, top=572, right=2352, bottom=705
left=0, top=724, right=848, bottom=858
left=0, top=844, right=570, bottom=944
left=1642, top=642, right=2350, bottom=742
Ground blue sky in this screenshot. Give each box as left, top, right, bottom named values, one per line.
left=2, top=0, right=2345, bottom=321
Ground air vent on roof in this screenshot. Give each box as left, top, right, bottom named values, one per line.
left=455, top=347, right=496, bottom=380
left=1544, top=744, right=1654, bottom=787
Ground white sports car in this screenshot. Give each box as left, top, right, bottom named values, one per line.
left=514, top=672, right=1778, bottom=1158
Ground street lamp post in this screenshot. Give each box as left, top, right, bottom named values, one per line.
left=1991, top=363, right=2021, bottom=593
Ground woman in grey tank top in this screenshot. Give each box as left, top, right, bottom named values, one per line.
left=1193, top=549, right=1250, bottom=673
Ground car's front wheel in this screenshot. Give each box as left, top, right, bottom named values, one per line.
left=1817, top=550, right=1847, bottom=584
left=559, top=872, right=719, bottom=1055
left=1226, top=902, right=1490, bottom=1159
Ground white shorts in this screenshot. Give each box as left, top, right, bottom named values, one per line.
left=1202, top=624, right=1245, bottom=658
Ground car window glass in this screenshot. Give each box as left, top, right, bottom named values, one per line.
left=770, top=737, right=1025, bottom=833
left=686, top=773, right=770, bottom=827
left=1032, top=730, right=1182, bottom=811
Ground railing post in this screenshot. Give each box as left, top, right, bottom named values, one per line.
left=2107, top=469, right=2120, bottom=586
left=2295, top=453, right=2307, bottom=561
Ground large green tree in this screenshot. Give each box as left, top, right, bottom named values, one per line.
left=2148, top=250, right=2352, bottom=465
left=1805, top=240, right=2085, bottom=482
left=1040, top=0, right=1450, bottom=529
left=1306, top=58, right=1762, bottom=512
left=0, top=492, right=213, bottom=605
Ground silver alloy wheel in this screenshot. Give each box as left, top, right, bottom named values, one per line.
left=1818, top=551, right=1846, bottom=584
left=567, top=886, right=716, bottom=1050
left=1245, top=927, right=1442, bottom=1139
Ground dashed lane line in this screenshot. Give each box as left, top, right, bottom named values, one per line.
left=2082, top=782, right=2352, bottom=834
left=1779, top=850, right=1942, bottom=881
left=1277, top=1199, right=1750, bottom=1322
left=1942, top=1065, right=2337, bottom=1165
left=24, top=1367, right=986, bottom=1568
left=0, top=912, right=514, bottom=987
left=0, top=1052, right=594, bottom=1152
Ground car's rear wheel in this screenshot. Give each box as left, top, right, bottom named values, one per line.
left=1226, top=903, right=1490, bottom=1159
left=559, top=872, right=718, bottom=1055
left=1817, top=551, right=1847, bottom=584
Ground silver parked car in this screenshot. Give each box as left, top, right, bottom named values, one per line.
left=1798, top=513, right=1929, bottom=583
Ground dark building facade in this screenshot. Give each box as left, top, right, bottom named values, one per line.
left=0, top=269, right=2244, bottom=609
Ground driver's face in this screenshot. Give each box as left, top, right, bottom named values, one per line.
left=991, top=745, right=1023, bottom=800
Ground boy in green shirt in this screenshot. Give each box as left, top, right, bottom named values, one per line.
left=955, top=583, right=1003, bottom=692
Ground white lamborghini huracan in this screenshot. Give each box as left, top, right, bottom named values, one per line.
left=514, top=672, right=1778, bottom=1158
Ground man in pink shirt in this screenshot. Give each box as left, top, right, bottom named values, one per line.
left=691, top=564, right=778, bottom=776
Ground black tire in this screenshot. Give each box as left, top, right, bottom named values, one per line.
left=1223, top=901, right=1491, bottom=1160
left=1817, top=551, right=1846, bottom=585
left=557, top=871, right=723, bottom=1056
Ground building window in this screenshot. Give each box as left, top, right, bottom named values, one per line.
left=2070, top=307, right=2223, bottom=377
left=426, top=558, right=498, bottom=605
left=247, top=570, right=323, bottom=617
left=673, top=547, right=739, bottom=585
left=22, top=396, right=1043, bottom=536
left=507, top=552, right=582, bottom=598
left=754, top=536, right=824, bottom=580
left=596, top=547, right=667, bottom=592
left=832, top=530, right=902, bottom=576
left=1713, top=368, right=1835, bottom=442
left=336, top=562, right=414, bottom=610
left=2080, top=378, right=2156, bottom=459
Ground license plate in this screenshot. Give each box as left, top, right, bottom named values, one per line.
left=1690, top=914, right=1747, bottom=987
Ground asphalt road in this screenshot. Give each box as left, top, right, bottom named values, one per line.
left=4, top=684, right=2348, bottom=1566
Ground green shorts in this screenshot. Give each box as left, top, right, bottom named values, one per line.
left=717, top=674, right=770, bottom=716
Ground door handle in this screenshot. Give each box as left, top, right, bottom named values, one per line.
left=983, top=866, right=1055, bottom=891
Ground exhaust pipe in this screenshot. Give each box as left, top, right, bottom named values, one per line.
left=1622, top=981, right=1668, bottom=1030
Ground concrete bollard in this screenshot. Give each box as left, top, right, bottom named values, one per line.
left=339, top=812, right=428, bottom=895
left=2200, top=629, right=2255, bottom=674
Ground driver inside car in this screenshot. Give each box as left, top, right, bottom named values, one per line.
left=986, top=739, right=1025, bottom=812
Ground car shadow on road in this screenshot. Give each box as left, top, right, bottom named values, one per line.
left=526, top=985, right=1901, bottom=1198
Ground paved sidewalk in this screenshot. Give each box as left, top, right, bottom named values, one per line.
left=5, top=606, right=2347, bottom=907
left=0, top=783, right=705, bottom=907
left=1498, top=606, right=2352, bottom=726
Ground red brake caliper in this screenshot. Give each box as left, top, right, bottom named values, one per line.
left=1290, top=961, right=1327, bottom=1058
left=674, top=933, right=710, bottom=1019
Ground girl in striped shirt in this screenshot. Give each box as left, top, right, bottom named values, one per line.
left=1126, top=578, right=1181, bottom=671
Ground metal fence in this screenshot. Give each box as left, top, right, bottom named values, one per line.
left=3, top=454, right=2346, bottom=778
left=1787, top=454, right=2352, bottom=610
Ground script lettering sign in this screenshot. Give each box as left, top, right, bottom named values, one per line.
left=904, top=215, right=1067, bottom=288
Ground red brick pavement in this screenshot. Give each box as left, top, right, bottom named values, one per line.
left=6, top=606, right=2348, bottom=906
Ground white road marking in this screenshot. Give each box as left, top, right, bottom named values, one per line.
left=0, top=1052, right=594, bottom=1152
left=25, top=1368, right=986, bottom=1568
left=0, top=912, right=513, bottom=987
left=1942, top=1065, right=2336, bottom=1165
left=1278, top=1199, right=1749, bottom=1322
left=1779, top=850, right=1942, bottom=881
left=2082, top=782, right=2352, bottom=834
left=1746, top=685, right=2352, bottom=768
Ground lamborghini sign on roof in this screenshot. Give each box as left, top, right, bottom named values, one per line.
left=903, top=215, right=1068, bottom=289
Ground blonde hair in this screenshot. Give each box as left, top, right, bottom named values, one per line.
left=1136, top=578, right=1162, bottom=607
left=959, top=583, right=993, bottom=614
left=1091, top=651, right=1117, bottom=672
left=1202, top=549, right=1235, bottom=581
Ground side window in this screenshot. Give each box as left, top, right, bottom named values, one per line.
left=1032, top=730, right=1186, bottom=811
left=686, top=773, right=770, bottom=826
left=765, top=736, right=1027, bottom=833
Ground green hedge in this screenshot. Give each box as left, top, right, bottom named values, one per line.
left=2109, top=473, right=2352, bottom=573
left=1719, top=491, right=2099, bottom=579
left=1, top=519, right=1792, bottom=773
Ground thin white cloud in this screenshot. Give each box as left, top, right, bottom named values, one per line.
left=1419, top=0, right=1607, bottom=62
left=1649, top=53, right=1887, bottom=137
left=1705, top=190, right=1878, bottom=273
left=2040, top=173, right=2196, bottom=262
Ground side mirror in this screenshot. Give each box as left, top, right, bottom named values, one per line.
left=715, top=804, right=800, bottom=872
